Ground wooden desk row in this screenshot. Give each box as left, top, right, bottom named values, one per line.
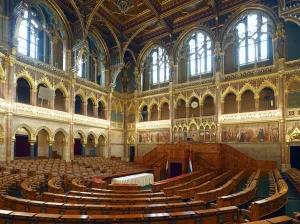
left=0, top=195, right=205, bottom=215
left=286, top=168, right=300, bottom=196
left=217, top=169, right=261, bottom=207
left=163, top=172, right=217, bottom=197
left=0, top=206, right=240, bottom=224
left=90, top=188, right=152, bottom=194
left=151, top=171, right=202, bottom=192
left=195, top=170, right=245, bottom=202
left=247, top=216, right=300, bottom=224
left=20, top=175, right=45, bottom=200
left=242, top=169, right=288, bottom=221
left=41, top=192, right=183, bottom=205
left=67, top=190, right=166, bottom=198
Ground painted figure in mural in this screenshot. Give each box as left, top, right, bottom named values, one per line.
left=257, top=128, right=266, bottom=142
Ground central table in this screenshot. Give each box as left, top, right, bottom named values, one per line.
left=111, top=173, right=154, bottom=187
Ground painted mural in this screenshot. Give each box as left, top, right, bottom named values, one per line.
left=222, top=123, right=279, bottom=143
left=139, top=130, right=170, bottom=143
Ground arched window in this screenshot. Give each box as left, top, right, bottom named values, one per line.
left=187, top=32, right=212, bottom=77
left=77, top=56, right=84, bottom=78
left=150, top=47, right=169, bottom=85
left=18, top=10, right=39, bottom=58
left=235, top=14, right=269, bottom=65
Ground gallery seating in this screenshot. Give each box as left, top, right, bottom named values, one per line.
left=151, top=171, right=202, bottom=192
left=286, top=168, right=300, bottom=197
left=195, top=170, right=245, bottom=202
left=241, top=169, right=288, bottom=221
left=217, top=169, right=261, bottom=207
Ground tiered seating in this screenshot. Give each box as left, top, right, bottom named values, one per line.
left=286, top=168, right=300, bottom=197
left=242, top=169, right=288, bottom=221
left=163, top=172, right=217, bottom=196
left=217, top=169, right=261, bottom=207
left=151, top=171, right=202, bottom=192
left=48, top=176, right=64, bottom=194
left=20, top=175, right=45, bottom=200
left=177, top=170, right=233, bottom=199
left=0, top=173, right=25, bottom=195
left=0, top=158, right=294, bottom=224
left=195, top=170, right=245, bottom=202
left=0, top=206, right=240, bottom=224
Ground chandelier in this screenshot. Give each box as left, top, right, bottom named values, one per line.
left=116, top=0, right=131, bottom=14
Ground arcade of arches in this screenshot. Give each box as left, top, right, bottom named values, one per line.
left=0, top=0, right=299, bottom=173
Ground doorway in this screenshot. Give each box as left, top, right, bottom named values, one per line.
left=15, top=135, right=30, bottom=158
left=170, top=162, right=182, bottom=178
left=129, top=146, right=135, bottom=162
left=74, top=139, right=82, bottom=156
left=290, top=146, right=300, bottom=169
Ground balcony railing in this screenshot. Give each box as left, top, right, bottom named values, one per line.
left=220, top=110, right=281, bottom=122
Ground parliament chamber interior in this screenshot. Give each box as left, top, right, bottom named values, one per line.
left=0, top=0, right=299, bottom=223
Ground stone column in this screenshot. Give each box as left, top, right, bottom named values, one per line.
left=107, top=91, right=113, bottom=158
left=50, top=41, right=54, bottom=66
left=186, top=105, right=190, bottom=118
left=216, top=85, right=222, bottom=143
left=30, top=88, right=37, bottom=106
left=64, top=98, right=70, bottom=112
left=5, top=56, right=15, bottom=162
left=199, top=104, right=204, bottom=117
left=65, top=50, right=72, bottom=72
left=123, top=102, right=128, bottom=160
left=148, top=109, right=151, bottom=121
left=48, top=142, right=53, bottom=159
left=237, top=99, right=241, bottom=113
left=69, top=79, right=75, bottom=161
left=158, top=107, right=161, bottom=120
left=255, top=96, right=260, bottom=111
left=81, top=144, right=86, bottom=156
left=93, top=105, right=98, bottom=118
left=82, top=101, right=87, bottom=116
left=30, top=141, right=35, bottom=159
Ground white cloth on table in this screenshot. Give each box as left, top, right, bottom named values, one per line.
left=111, top=173, right=154, bottom=187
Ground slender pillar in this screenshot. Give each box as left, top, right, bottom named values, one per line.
left=81, top=144, right=86, bottom=156
left=94, top=105, right=98, bottom=118
left=255, top=96, right=260, bottom=111
left=148, top=109, right=151, bottom=121
left=30, top=142, right=35, bottom=159
left=50, top=41, right=54, bottom=65
left=199, top=104, right=204, bottom=117
left=158, top=107, right=161, bottom=120
left=186, top=106, right=190, bottom=118
left=237, top=99, right=241, bottom=113
left=30, top=88, right=37, bottom=106
left=48, top=143, right=53, bottom=159
left=82, top=102, right=87, bottom=116
left=64, top=98, right=69, bottom=112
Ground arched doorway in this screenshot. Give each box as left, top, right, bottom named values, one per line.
left=87, top=134, right=96, bottom=156
left=16, top=78, right=31, bottom=104
left=150, top=104, right=158, bottom=121
left=189, top=97, right=200, bottom=117
left=98, top=101, right=106, bottom=119
left=97, top=135, right=106, bottom=157
left=75, top=95, right=84, bottom=115
left=141, top=105, right=148, bottom=122
left=161, top=102, right=169, bottom=120
left=203, top=96, right=215, bottom=116
left=224, top=93, right=237, bottom=114
left=176, top=99, right=186, bottom=118
left=241, top=90, right=255, bottom=112
left=259, top=87, right=276, bottom=110
left=53, top=131, right=66, bottom=159
left=74, top=132, right=85, bottom=156
left=54, top=89, right=65, bottom=111
left=36, top=129, right=50, bottom=158
left=87, top=99, right=94, bottom=117
left=14, top=127, right=33, bottom=159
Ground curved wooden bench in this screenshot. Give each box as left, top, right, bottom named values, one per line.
left=48, top=176, right=64, bottom=194
left=151, top=171, right=202, bottom=192
left=90, top=188, right=152, bottom=194
left=0, top=194, right=205, bottom=215
left=67, top=190, right=165, bottom=198
left=0, top=206, right=242, bottom=224
left=163, top=172, right=217, bottom=197
left=177, top=170, right=233, bottom=199
left=41, top=192, right=182, bottom=205
left=217, top=169, right=261, bottom=207
left=195, top=170, right=245, bottom=202
left=241, top=169, right=288, bottom=221
left=20, top=175, right=45, bottom=200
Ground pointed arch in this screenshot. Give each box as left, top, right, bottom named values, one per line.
left=15, top=70, right=34, bottom=88
left=35, top=126, right=53, bottom=141
left=175, top=94, right=187, bottom=106
left=74, top=130, right=87, bottom=144
left=187, top=92, right=200, bottom=104
left=54, top=82, right=69, bottom=98
left=258, top=80, right=278, bottom=96
left=221, top=86, right=239, bottom=101
left=13, top=124, right=35, bottom=141
left=239, top=83, right=257, bottom=97
left=201, top=90, right=215, bottom=104
left=36, top=77, right=52, bottom=89
left=53, top=128, right=68, bottom=138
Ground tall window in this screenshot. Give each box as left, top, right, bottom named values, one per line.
left=18, top=10, right=39, bottom=58
left=236, top=14, right=269, bottom=65
left=77, top=56, right=84, bottom=78
left=150, top=47, right=169, bottom=85
left=188, top=33, right=212, bottom=77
